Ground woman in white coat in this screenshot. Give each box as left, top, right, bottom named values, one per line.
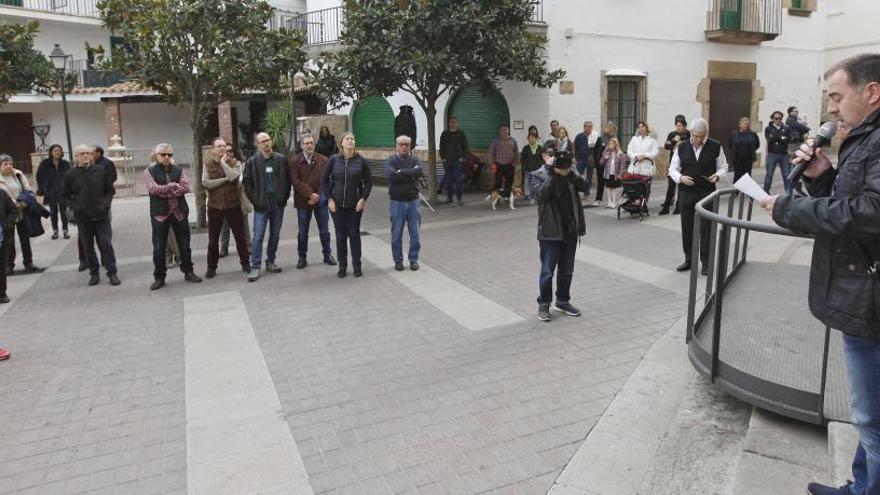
left=626, top=121, right=659, bottom=178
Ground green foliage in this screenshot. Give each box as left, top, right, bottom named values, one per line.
left=263, top=102, right=291, bottom=151
left=312, top=0, right=564, bottom=199
left=98, top=0, right=307, bottom=226
left=313, top=0, right=564, bottom=109
left=0, top=21, right=55, bottom=105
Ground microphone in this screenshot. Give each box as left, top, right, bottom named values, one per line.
left=787, top=120, right=837, bottom=184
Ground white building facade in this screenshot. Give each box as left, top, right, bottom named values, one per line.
left=0, top=0, right=876, bottom=176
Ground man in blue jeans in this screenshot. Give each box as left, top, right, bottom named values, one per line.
left=290, top=134, right=336, bottom=269
left=529, top=141, right=586, bottom=322
left=762, top=53, right=880, bottom=495
left=763, top=110, right=793, bottom=193
left=385, top=135, right=423, bottom=271
left=243, top=132, right=290, bottom=282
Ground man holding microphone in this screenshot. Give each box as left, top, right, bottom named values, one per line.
left=761, top=54, right=880, bottom=495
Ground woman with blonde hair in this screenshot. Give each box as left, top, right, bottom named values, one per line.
left=321, top=132, right=372, bottom=278
left=599, top=138, right=628, bottom=208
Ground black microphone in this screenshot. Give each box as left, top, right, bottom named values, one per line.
left=787, top=120, right=837, bottom=184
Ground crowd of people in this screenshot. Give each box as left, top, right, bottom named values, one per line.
left=0, top=91, right=823, bottom=365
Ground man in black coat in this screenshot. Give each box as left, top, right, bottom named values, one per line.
left=762, top=54, right=880, bottom=495
left=61, top=145, right=120, bottom=287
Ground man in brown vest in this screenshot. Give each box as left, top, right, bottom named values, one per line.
left=203, top=137, right=250, bottom=278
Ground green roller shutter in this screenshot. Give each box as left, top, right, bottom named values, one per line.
left=352, top=96, right=394, bottom=148
left=447, top=86, right=510, bottom=150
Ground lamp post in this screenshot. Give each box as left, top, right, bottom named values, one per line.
left=49, top=44, right=73, bottom=157
left=32, top=120, right=51, bottom=153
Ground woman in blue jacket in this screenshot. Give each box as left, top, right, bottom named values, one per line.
left=321, top=132, right=372, bottom=278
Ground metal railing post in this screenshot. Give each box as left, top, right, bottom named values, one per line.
left=710, top=221, right=732, bottom=381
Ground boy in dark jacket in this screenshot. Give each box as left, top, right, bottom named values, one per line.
left=529, top=141, right=586, bottom=322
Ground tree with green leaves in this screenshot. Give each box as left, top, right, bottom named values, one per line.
left=0, top=21, right=55, bottom=105
left=99, top=0, right=306, bottom=227
left=313, top=0, right=564, bottom=200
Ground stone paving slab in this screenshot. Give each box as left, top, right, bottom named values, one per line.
left=0, top=177, right=798, bottom=494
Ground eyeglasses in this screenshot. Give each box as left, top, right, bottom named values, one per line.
left=159, top=153, right=173, bottom=157
left=397, top=143, right=411, bottom=147
left=773, top=117, right=782, bottom=121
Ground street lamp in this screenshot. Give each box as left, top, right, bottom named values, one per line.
left=49, top=44, right=73, bottom=157
left=32, top=120, right=51, bottom=153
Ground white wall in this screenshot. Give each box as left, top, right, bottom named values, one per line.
left=118, top=102, right=194, bottom=152
left=824, top=0, right=880, bottom=69
left=1, top=101, right=105, bottom=154
left=30, top=18, right=111, bottom=63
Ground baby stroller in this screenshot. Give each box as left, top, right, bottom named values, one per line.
left=617, top=176, right=652, bottom=221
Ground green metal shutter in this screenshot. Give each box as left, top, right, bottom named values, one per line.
left=352, top=96, right=394, bottom=148
left=447, top=87, right=510, bottom=150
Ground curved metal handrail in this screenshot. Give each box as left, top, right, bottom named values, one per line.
left=687, top=188, right=833, bottom=425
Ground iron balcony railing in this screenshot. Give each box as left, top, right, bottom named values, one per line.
left=0, top=0, right=99, bottom=17
left=706, top=0, right=782, bottom=36
left=68, top=59, right=125, bottom=88
left=289, top=0, right=544, bottom=47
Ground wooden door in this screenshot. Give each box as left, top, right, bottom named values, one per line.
left=709, top=79, right=751, bottom=159
left=0, top=113, right=35, bottom=173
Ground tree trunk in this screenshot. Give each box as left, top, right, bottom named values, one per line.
left=190, top=113, right=207, bottom=228
left=426, top=102, right=438, bottom=202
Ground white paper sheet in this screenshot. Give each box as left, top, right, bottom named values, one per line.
left=734, top=173, right=770, bottom=202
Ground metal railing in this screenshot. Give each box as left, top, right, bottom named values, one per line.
left=706, top=0, right=782, bottom=36
left=686, top=189, right=834, bottom=425
left=530, top=0, right=544, bottom=23
left=287, top=6, right=343, bottom=46
left=0, top=0, right=99, bottom=17
left=68, top=59, right=125, bottom=88
left=288, top=1, right=544, bottom=47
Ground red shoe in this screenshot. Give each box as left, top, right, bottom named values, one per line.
left=0, top=348, right=9, bottom=361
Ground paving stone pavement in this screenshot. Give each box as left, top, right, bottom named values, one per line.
left=0, top=177, right=784, bottom=494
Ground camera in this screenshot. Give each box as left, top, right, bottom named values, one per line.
left=550, top=149, right=573, bottom=168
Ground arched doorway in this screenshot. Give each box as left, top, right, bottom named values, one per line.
left=447, top=86, right=510, bottom=149
left=352, top=96, right=394, bottom=148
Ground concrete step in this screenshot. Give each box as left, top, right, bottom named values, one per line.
left=828, top=421, right=859, bottom=487
left=639, top=374, right=752, bottom=494
left=729, top=408, right=827, bottom=495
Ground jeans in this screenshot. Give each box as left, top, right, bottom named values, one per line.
left=576, top=160, right=593, bottom=196
left=221, top=208, right=251, bottom=252
left=390, top=199, right=421, bottom=264
left=6, top=221, right=32, bottom=269
left=494, top=163, right=515, bottom=197
left=537, top=238, right=577, bottom=305
left=764, top=152, right=792, bottom=194
left=843, top=334, right=880, bottom=495
left=331, top=208, right=363, bottom=269
left=151, top=216, right=192, bottom=278
left=48, top=202, right=68, bottom=233
left=444, top=160, right=464, bottom=201
left=595, top=163, right=606, bottom=201
left=296, top=206, right=332, bottom=259
left=251, top=206, right=284, bottom=269
left=80, top=218, right=117, bottom=275
left=208, top=206, right=249, bottom=270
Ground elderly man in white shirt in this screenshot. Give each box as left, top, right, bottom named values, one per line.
left=668, top=118, right=728, bottom=276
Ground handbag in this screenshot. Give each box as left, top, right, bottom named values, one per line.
left=627, top=158, right=655, bottom=177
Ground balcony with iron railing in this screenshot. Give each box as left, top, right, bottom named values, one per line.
left=288, top=0, right=545, bottom=48
left=705, top=0, right=782, bottom=45
left=0, top=0, right=99, bottom=19
left=68, top=59, right=125, bottom=88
